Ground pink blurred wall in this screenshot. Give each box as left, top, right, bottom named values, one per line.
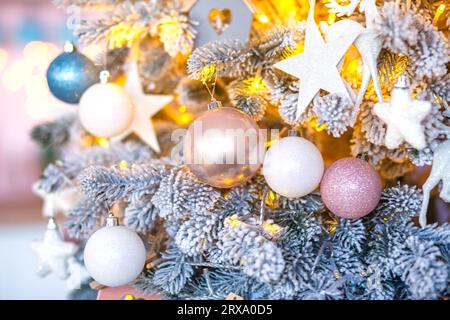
left=0, top=1, right=69, bottom=206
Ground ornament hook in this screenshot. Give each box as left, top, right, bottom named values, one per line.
left=105, top=212, right=119, bottom=227
left=64, top=41, right=75, bottom=53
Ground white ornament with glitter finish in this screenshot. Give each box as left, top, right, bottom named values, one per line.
left=273, top=0, right=358, bottom=120
left=373, top=75, right=431, bottom=150
left=419, top=140, right=450, bottom=227
left=113, top=60, right=173, bottom=153
left=30, top=218, right=78, bottom=279
left=321, top=0, right=384, bottom=122
left=84, top=213, right=146, bottom=287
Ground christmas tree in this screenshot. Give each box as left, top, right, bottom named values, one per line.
left=31, top=0, right=450, bottom=300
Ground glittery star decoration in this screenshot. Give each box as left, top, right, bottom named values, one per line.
left=31, top=218, right=78, bottom=279
left=32, top=184, right=79, bottom=217
left=114, top=60, right=173, bottom=152
left=273, top=0, right=359, bottom=120
left=373, top=75, right=431, bottom=150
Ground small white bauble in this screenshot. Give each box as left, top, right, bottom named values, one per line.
left=79, top=82, right=135, bottom=138
left=263, top=136, right=324, bottom=198
left=84, top=219, right=146, bottom=287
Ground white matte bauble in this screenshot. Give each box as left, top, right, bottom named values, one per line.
left=84, top=224, right=146, bottom=287
left=79, top=82, right=135, bottom=138
left=263, top=136, right=324, bottom=198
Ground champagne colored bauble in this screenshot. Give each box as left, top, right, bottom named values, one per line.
left=263, top=136, right=324, bottom=198
left=320, top=157, right=382, bottom=219
left=84, top=223, right=146, bottom=287
left=183, top=107, right=264, bottom=188
left=47, top=45, right=98, bottom=104
left=79, top=82, right=135, bottom=138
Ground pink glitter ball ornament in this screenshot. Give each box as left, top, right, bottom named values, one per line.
left=320, top=157, right=382, bottom=219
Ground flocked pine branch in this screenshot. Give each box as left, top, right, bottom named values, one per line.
left=35, top=141, right=154, bottom=193
left=375, top=2, right=449, bottom=81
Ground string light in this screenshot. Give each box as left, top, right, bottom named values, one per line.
left=433, top=4, right=446, bottom=25
left=200, top=64, right=216, bottom=82
left=261, top=220, right=282, bottom=238
left=328, top=12, right=336, bottom=25
left=256, top=13, right=269, bottom=24
left=309, top=116, right=327, bottom=132
left=246, top=76, right=266, bottom=93
left=97, top=137, right=110, bottom=148
left=178, top=105, right=187, bottom=113
left=108, top=25, right=145, bottom=49
left=159, top=19, right=182, bottom=43
left=225, top=215, right=242, bottom=228
left=119, top=160, right=128, bottom=171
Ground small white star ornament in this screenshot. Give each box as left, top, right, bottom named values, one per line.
left=31, top=218, right=78, bottom=279
left=32, top=184, right=79, bottom=217
left=113, top=60, right=173, bottom=153
left=373, top=75, right=431, bottom=150
left=419, top=140, right=450, bottom=227
left=274, top=0, right=359, bottom=120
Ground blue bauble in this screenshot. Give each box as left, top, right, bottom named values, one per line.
left=47, top=50, right=99, bottom=104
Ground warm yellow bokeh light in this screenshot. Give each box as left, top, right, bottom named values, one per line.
left=178, top=105, right=187, bottom=113
left=2, top=59, right=32, bottom=92
left=25, top=74, right=49, bottom=99
left=25, top=95, right=54, bottom=119
left=24, top=41, right=51, bottom=67
left=0, top=48, right=8, bottom=74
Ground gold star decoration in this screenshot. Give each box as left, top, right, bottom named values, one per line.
left=114, top=60, right=173, bottom=153
left=31, top=218, right=78, bottom=280
left=273, top=0, right=359, bottom=120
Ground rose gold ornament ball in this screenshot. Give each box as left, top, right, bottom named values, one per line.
left=183, top=107, right=264, bottom=188
left=320, top=157, right=382, bottom=219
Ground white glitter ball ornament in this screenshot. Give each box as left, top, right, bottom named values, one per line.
left=263, top=136, right=324, bottom=198
left=84, top=214, right=146, bottom=287
left=79, top=71, right=135, bottom=138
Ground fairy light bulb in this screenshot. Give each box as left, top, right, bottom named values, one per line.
left=256, top=14, right=269, bottom=24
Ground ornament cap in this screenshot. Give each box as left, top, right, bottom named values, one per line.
left=63, top=41, right=75, bottom=53
left=47, top=217, right=58, bottom=230
left=105, top=212, right=119, bottom=227
left=207, top=99, right=222, bottom=110
left=287, top=129, right=298, bottom=137
left=99, top=70, right=110, bottom=84
left=394, top=74, right=411, bottom=89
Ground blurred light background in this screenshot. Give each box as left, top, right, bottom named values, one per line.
left=0, top=0, right=75, bottom=299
